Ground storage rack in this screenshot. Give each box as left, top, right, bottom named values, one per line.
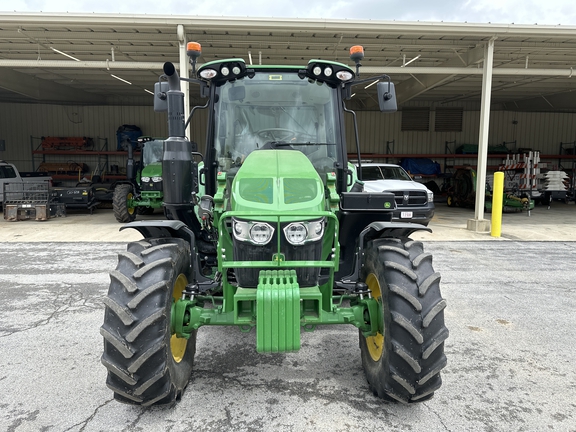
left=30, top=136, right=132, bottom=182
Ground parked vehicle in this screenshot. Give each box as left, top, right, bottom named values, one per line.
left=0, top=160, right=52, bottom=207
left=101, top=44, right=448, bottom=406
left=112, top=137, right=165, bottom=222
left=448, top=167, right=534, bottom=213
left=359, top=163, right=435, bottom=226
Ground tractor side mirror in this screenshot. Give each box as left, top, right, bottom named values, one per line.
left=154, top=81, right=170, bottom=112
left=377, top=81, right=397, bottom=113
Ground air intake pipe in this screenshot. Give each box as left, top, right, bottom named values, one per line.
left=161, top=62, right=200, bottom=232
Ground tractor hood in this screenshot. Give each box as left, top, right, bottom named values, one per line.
left=230, top=150, right=324, bottom=215
left=141, top=162, right=162, bottom=178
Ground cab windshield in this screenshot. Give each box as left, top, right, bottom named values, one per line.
left=212, top=72, right=340, bottom=174
left=142, top=140, right=163, bottom=166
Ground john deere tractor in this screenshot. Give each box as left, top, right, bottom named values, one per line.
left=101, top=43, right=448, bottom=406
left=112, top=136, right=165, bottom=222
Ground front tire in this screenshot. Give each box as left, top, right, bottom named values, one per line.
left=113, top=184, right=137, bottom=223
left=359, top=237, right=448, bottom=403
left=100, top=238, right=197, bottom=406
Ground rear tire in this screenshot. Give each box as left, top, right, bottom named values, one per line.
left=359, top=237, right=448, bottom=403
left=101, top=238, right=197, bottom=406
left=113, top=184, right=137, bottom=223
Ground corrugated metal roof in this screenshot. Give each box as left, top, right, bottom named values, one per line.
left=1, top=12, right=575, bottom=111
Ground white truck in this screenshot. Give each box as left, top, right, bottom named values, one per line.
left=0, top=160, right=52, bottom=208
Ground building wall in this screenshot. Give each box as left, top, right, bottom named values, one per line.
left=345, top=110, right=576, bottom=157
left=0, top=103, right=207, bottom=173
left=1, top=102, right=575, bottom=173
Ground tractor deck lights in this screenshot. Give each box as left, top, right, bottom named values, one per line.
left=306, top=60, right=355, bottom=86
left=198, top=59, right=250, bottom=83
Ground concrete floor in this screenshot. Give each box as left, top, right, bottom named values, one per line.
left=1, top=200, right=574, bottom=242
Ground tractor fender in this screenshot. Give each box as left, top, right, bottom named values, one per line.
left=120, top=220, right=195, bottom=242
left=361, top=221, right=431, bottom=243
left=120, top=220, right=218, bottom=291
left=335, top=222, right=431, bottom=291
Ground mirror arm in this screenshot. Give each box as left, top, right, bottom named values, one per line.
left=350, top=74, right=392, bottom=88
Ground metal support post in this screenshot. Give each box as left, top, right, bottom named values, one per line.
left=468, top=37, right=496, bottom=233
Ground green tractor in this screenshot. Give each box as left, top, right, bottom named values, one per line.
left=112, top=136, right=165, bottom=222
left=101, top=43, right=448, bottom=406
left=447, top=166, right=535, bottom=212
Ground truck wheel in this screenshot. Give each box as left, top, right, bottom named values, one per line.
left=100, top=238, right=197, bottom=406
left=113, top=184, right=137, bottom=223
left=359, top=237, right=448, bottom=403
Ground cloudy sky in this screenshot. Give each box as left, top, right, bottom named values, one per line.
left=5, top=0, right=576, bottom=26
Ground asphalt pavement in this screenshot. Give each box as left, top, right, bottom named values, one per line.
left=1, top=202, right=575, bottom=430
left=1, top=240, right=575, bottom=431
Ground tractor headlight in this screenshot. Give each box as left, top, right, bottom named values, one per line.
left=221, top=66, right=230, bottom=76
left=152, top=176, right=162, bottom=182
left=141, top=176, right=150, bottom=182
left=336, top=70, right=353, bottom=81
left=324, top=67, right=333, bottom=77
left=283, top=218, right=325, bottom=245
left=427, top=190, right=434, bottom=203
left=284, top=223, right=307, bottom=245
left=232, top=218, right=275, bottom=245
left=313, top=66, right=322, bottom=76
left=250, top=223, right=274, bottom=245
left=200, top=68, right=218, bottom=80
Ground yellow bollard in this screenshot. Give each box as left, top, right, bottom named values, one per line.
left=491, top=172, right=504, bottom=237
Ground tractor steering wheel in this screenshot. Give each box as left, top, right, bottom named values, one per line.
left=256, top=128, right=298, bottom=142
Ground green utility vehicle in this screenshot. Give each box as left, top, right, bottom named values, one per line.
left=101, top=44, right=448, bottom=406
left=112, top=137, right=165, bottom=222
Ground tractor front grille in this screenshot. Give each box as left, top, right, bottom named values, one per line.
left=391, top=190, right=428, bottom=207
left=232, top=231, right=322, bottom=288
left=141, top=181, right=163, bottom=192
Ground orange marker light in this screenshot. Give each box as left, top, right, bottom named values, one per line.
left=187, top=42, right=202, bottom=59
left=350, top=45, right=364, bottom=56
left=350, top=45, right=365, bottom=62
left=187, top=42, right=202, bottom=52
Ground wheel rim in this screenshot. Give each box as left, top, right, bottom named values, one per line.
left=170, top=274, right=189, bottom=363
left=365, top=273, right=384, bottom=362
left=127, top=192, right=135, bottom=215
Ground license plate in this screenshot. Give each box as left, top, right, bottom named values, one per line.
left=400, top=211, right=413, bottom=219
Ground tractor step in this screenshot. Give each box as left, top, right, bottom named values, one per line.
left=256, top=270, right=301, bottom=353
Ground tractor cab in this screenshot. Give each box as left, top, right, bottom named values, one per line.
left=196, top=55, right=396, bottom=196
